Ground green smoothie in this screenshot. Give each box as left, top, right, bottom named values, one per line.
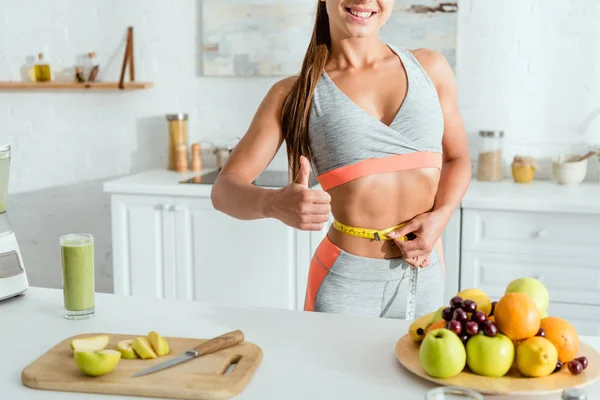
left=61, top=234, right=95, bottom=312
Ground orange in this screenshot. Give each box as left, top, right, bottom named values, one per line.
left=425, top=321, right=447, bottom=336
left=488, top=316, right=495, bottom=324
left=540, top=317, right=579, bottom=363
left=516, top=336, right=558, bottom=377
left=494, top=293, right=541, bottom=341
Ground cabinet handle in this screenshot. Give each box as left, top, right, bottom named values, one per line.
left=161, top=204, right=173, bottom=211
left=172, top=205, right=183, bottom=212
left=534, top=229, right=547, bottom=238
left=534, top=275, right=544, bottom=281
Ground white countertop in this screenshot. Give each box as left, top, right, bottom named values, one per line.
left=2, top=287, right=599, bottom=400
left=461, top=179, right=600, bottom=214
left=104, top=169, right=600, bottom=214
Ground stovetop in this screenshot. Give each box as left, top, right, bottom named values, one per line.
left=180, top=169, right=319, bottom=188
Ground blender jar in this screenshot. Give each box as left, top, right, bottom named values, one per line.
left=0, top=145, right=10, bottom=214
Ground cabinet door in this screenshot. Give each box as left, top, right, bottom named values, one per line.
left=174, top=197, right=299, bottom=309
left=111, top=194, right=176, bottom=299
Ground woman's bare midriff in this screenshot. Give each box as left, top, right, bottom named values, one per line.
left=326, top=167, right=441, bottom=259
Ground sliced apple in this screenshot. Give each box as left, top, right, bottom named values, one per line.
left=70, top=335, right=109, bottom=352
left=74, top=349, right=121, bottom=376
left=132, top=337, right=157, bottom=359
left=147, top=331, right=170, bottom=357
left=116, top=339, right=138, bottom=359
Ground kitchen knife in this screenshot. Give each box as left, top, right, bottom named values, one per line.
left=131, top=330, right=245, bottom=377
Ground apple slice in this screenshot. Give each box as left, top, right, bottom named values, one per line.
left=132, top=337, right=157, bottom=359
left=116, top=339, right=139, bottom=359
left=147, top=331, right=170, bottom=357
left=70, top=335, right=109, bottom=352
left=74, top=349, right=121, bottom=376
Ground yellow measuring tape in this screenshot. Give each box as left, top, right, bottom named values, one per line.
left=332, top=220, right=408, bottom=242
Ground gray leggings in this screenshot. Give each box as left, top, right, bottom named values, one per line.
left=304, top=236, right=445, bottom=319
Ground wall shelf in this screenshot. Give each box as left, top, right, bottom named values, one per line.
left=0, top=81, right=153, bottom=90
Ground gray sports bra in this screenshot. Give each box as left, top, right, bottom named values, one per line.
left=308, top=44, right=444, bottom=191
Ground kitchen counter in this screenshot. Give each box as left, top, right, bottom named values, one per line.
left=462, top=179, right=600, bottom=214
left=103, top=168, right=320, bottom=197
left=2, top=287, right=600, bottom=400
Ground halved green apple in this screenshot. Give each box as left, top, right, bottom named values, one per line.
left=74, top=349, right=121, bottom=376
left=70, top=335, right=109, bottom=352
left=132, top=337, right=157, bottom=359
left=116, top=339, right=138, bottom=359
left=147, top=331, right=170, bottom=357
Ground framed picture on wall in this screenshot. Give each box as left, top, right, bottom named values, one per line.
left=201, top=0, right=457, bottom=77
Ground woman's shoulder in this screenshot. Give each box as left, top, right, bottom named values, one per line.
left=405, top=48, right=455, bottom=89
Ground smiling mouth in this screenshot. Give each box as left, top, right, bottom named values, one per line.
left=345, top=7, right=377, bottom=20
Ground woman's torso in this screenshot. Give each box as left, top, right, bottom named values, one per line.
left=308, top=45, right=444, bottom=259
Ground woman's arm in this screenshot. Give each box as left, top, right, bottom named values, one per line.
left=388, top=50, right=471, bottom=259
left=211, top=77, right=331, bottom=229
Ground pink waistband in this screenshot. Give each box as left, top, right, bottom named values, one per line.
left=317, top=152, right=443, bottom=191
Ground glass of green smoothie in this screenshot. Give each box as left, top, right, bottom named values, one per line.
left=60, top=233, right=95, bottom=319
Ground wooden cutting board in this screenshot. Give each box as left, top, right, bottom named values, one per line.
left=395, top=333, right=600, bottom=396
left=21, top=332, right=263, bottom=400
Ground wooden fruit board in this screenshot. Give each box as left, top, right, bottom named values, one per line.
left=21, top=332, right=263, bottom=400
left=396, top=333, right=600, bottom=396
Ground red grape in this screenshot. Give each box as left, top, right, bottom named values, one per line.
left=465, top=321, right=479, bottom=336
left=577, top=357, right=588, bottom=370
left=536, top=328, right=545, bottom=337
left=453, top=308, right=468, bottom=322
left=483, top=320, right=498, bottom=337
left=471, top=311, right=486, bottom=324
left=462, top=299, right=477, bottom=313
left=441, top=307, right=453, bottom=322
left=490, top=301, right=498, bottom=316
left=568, top=360, right=583, bottom=375
left=459, top=334, right=470, bottom=345
left=553, top=361, right=563, bottom=373
left=450, top=296, right=463, bottom=309
left=446, top=320, right=463, bottom=336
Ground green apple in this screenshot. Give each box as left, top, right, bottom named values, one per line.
left=466, top=332, right=514, bottom=377
left=432, top=306, right=447, bottom=323
left=147, top=331, right=170, bottom=357
left=70, top=335, right=109, bottom=352
left=505, top=277, right=549, bottom=315
left=74, top=349, right=121, bottom=376
left=419, top=329, right=466, bottom=378
left=116, top=339, right=138, bottom=359
left=132, top=337, right=157, bottom=359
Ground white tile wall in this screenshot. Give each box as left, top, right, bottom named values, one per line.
left=0, top=0, right=598, bottom=292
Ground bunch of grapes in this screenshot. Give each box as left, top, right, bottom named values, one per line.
left=442, top=296, right=499, bottom=345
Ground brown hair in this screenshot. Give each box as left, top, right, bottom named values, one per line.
left=281, top=1, right=331, bottom=180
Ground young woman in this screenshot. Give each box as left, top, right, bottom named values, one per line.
left=211, top=0, right=471, bottom=319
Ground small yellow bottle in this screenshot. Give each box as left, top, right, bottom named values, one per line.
left=34, top=53, right=52, bottom=82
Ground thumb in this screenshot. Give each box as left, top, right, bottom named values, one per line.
left=293, top=155, right=311, bottom=187
left=388, top=220, right=418, bottom=241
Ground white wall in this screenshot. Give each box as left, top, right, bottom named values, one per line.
left=0, top=0, right=599, bottom=293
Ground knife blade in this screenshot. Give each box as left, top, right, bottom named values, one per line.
left=131, top=329, right=245, bottom=378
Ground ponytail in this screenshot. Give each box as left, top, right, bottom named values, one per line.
left=281, top=1, right=330, bottom=180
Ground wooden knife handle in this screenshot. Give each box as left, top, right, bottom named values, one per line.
left=193, top=330, right=244, bottom=357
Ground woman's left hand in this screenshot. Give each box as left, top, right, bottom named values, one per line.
left=387, top=210, right=448, bottom=262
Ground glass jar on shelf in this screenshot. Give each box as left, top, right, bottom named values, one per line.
left=476, top=130, right=504, bottom=182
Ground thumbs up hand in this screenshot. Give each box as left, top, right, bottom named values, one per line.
left=268, top=156, right=332, bottom=231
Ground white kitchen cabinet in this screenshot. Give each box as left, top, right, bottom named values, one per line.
left=173, top=196, right=306, bottom=309
left=109, top=192, right=311, bottom=310
left=110, top=194, right=177, bottom=299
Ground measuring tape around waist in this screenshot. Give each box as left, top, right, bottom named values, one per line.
left=332, top=220, right=408, bottom=242
left=332, top=219, right=419, bottom=321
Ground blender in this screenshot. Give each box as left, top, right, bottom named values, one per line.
left=0, top=144, right=28, bottom=301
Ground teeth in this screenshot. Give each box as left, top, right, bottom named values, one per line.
left=350, top=10, right=372, bottom=18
